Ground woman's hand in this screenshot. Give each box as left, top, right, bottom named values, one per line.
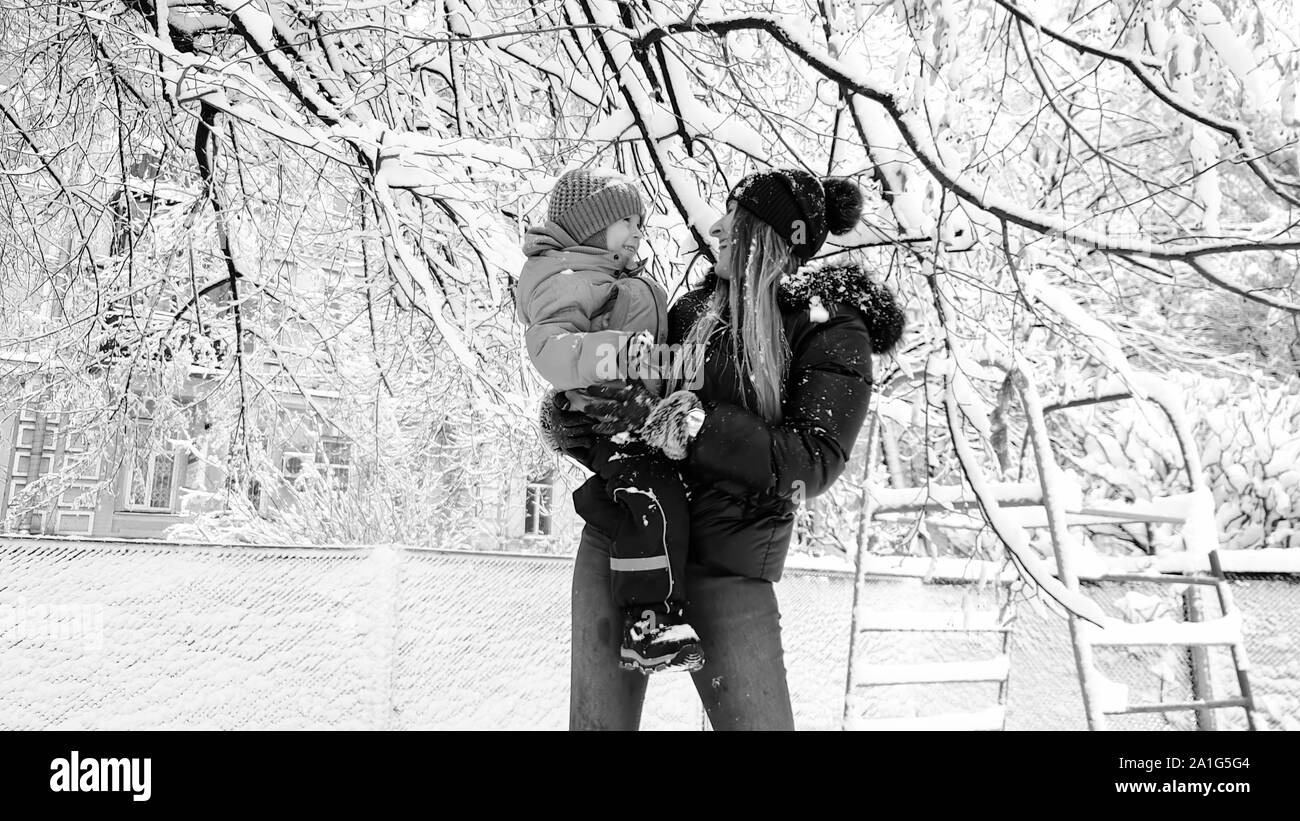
left=579, top=384, right=704, bottom=460
left=577, top=383, right=657, bottom=435
left=540, top=390, right=598, bottom=466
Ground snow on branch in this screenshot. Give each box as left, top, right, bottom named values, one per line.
left=626, top=10, right=1300, bottom=308
left=573, top=0, right=716, bottom=257
left=212, top=0, right=345, bottom=125
left=370, top=148, right=481, bottom=375
left=993, top=0, right=1300, bottom=210
left=941, top=357, right=1108, bottom=625
left=1016, top=269, right=1142, bottom=389
left=341, top=124, right=532, bottom=195
left=445, top=0, right=605, bottom=108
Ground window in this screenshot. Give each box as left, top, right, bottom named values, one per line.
left=320, top=439, right=350, bottom=490
left=5, top=412, right=100, bottom=533
left=54, top=508, right=94, bottom=535
left=53, top=429, right=99, bottom=533
left=283, top=436, right=351, bottom=492
left=4, top=481, right=39, bottom=533
left=126, top=451, right=178, bottom=512
left=525, top=476, right=554, bottom=536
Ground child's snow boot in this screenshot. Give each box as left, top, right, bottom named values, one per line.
left=618, top=605, right=704, bottom=674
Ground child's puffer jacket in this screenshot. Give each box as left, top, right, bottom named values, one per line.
left=516, top=220, right=668, bottom=391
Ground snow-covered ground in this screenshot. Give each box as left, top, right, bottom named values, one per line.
left=0, top=536, right=1295, bottom=730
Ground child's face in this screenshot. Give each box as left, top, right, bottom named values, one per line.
left=604, top=214, right=643, bottom=269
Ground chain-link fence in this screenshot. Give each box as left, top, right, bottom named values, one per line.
left=0, top=536, right=1295, bottom=730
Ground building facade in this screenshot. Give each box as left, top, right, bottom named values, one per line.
left=0, top=393, right=583, bottom=549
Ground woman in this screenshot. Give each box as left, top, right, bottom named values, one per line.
left=546, top=168, right=905, bottom=730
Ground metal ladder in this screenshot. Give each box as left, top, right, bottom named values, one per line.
left=1076, top=550, right=1255, bottom=729
left=843, top=571, right=1015, bottom=730
left=845, top=365, right=1257, bottom=730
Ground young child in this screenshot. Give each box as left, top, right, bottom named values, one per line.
left=516, top=167, right=703, bottom=674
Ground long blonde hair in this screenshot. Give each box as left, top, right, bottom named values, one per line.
left=674, top=207, right=796, bottom=422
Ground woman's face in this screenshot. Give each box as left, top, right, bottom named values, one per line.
left=709, top=202, right=738, bottom=280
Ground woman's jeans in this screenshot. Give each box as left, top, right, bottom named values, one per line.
left=570, top=524, right=795, bottom=730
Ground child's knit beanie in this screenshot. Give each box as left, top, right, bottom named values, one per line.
left=547, top=167, right=645, bottom=244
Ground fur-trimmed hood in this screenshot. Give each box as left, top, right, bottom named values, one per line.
left=696, top=264, right=906, bottom=355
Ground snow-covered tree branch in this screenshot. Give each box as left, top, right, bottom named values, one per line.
left=3, top=0, right=1298, bottom=557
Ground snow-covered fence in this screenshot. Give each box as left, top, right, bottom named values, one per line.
left=0, top=535, right=1295, bottom=730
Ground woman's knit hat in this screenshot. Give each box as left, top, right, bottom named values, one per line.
left=547, top=167, right=645, bottom=245
left=728, top=169, right=863, bottom=260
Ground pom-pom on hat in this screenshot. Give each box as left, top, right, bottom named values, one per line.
left=727, top=169, right=863, bottom=260
left=547, top=167, right=645, bottom=246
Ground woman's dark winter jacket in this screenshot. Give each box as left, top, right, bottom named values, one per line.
left=571, top=265, right=905, bottom=582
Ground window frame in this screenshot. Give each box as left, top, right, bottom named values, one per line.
left=122, top=449, right=180, bottom=513
left=282, top=437, right=351, bottom=493
left=524, top=479, right=554, bottom=537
